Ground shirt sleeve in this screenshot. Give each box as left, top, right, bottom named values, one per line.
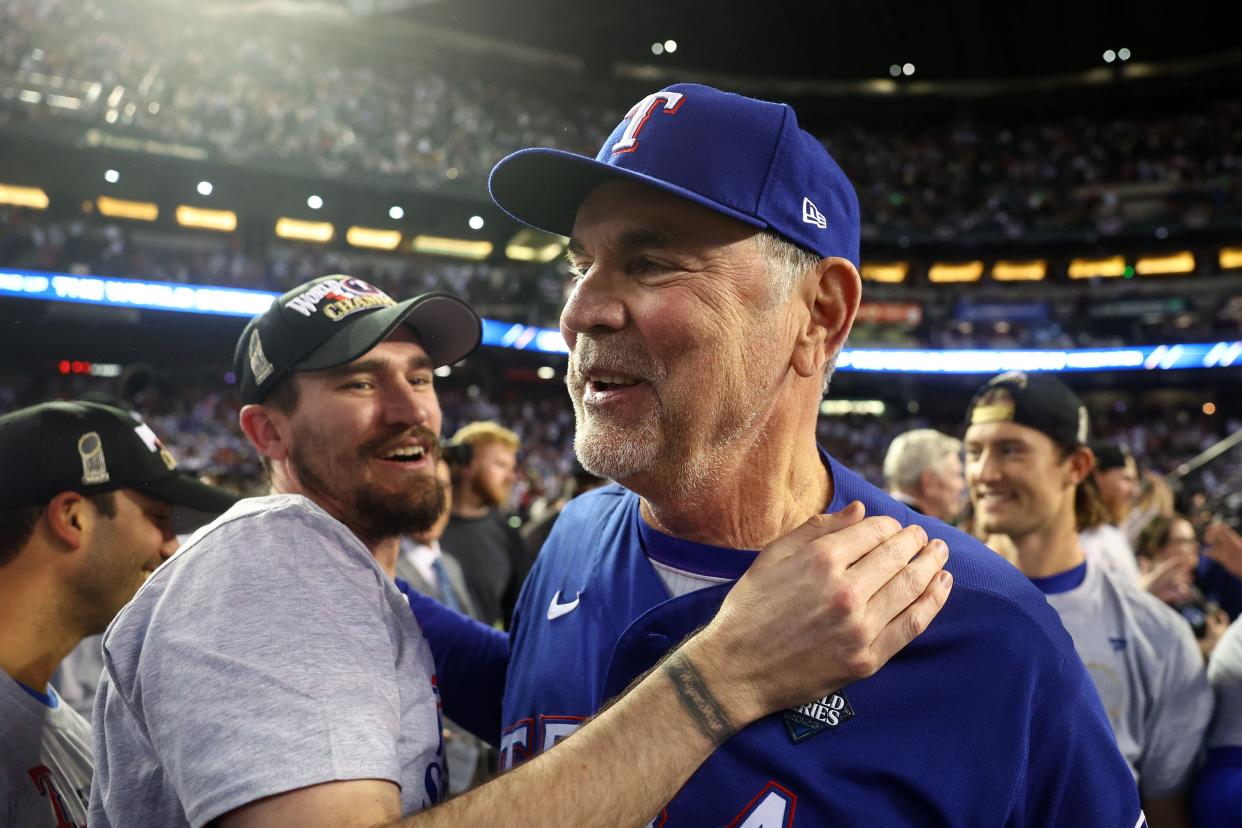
left=1018, top=650, right=1145, bottom=826
left=1208, top=618, right=1242, bottom=749
left=1136, top=614, right=1214, bottom=798
left=105, top=508, right=405, bottom=826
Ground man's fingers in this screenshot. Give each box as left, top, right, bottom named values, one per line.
left=865, top=539, right=949, bottom=626
left=759, top=501, right=866, bottom=563
left=845, top=525, right=932, bottom=595
left=868, top=570, right=954, bottom=669
left=799, top=514, right=906, bottom=570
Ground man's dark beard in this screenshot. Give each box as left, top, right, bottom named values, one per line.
left=291, top=428, right=446, bottom=541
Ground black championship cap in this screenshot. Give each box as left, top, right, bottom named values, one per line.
left=965, top=371, right=1090, bottom=448
left=234, top=275, right=482, bottom=405
left=0, top=401, right=240, bottom=512
left=1090, top=441, right=1133, bottom=471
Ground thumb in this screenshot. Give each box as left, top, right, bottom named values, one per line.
left=757, top=500, right=866, bottom=564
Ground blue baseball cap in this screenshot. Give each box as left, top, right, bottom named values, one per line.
left=488, top=83, right=860, bottom=267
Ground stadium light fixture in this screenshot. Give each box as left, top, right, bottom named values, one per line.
left=928, top=261, right=984, bottom=283
left=991, top=260, right=1047, bottom=281
left=434, top=365, right=452, bottom=378
left=104, top=169, right=120, bottom=184
left=307, top=195, right=324, bottom=210
left=176, top=205, right=237, bottom=232
left=1068, top=255, right=1126, bottom=279
left=275, top=217, right=334, bottom=243
left=889, top=64, right=901, bottom=77
left=664, top=40, right=678, bottom=53
left=389, top=205, right=405, bottom=220
left=0, top=183, right=50, bottom=210
left=1135, top=251, right=1195, bottom=276
left=96, top=196, right=158, bottom=221
left=1103, top=50, right=1116, bottom=63
left=468, top=215, right=485, bottom=230
left=902, top=63, right=915, bottom=76
left=506, top=228, right=566, bottom=263
left=346, top=226, right=403, bottom=251
left=412, top=235, right=493, bottom=260
left=537, top=366, right=556, bottom=380
left=860, top=262, right=908, bottom=283
left=196, top=180, right=213, bottom=197
left=820, top=399, right=887, bottom=416
left=1118, top=47, right=1131, bottom=61
left=1219, top=247, right=1242, bottom=270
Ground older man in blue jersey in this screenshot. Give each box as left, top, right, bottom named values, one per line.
left=409, top=83, right=1145, bottom=826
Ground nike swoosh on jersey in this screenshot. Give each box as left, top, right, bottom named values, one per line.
left=547, top=590, right=582, bottom=620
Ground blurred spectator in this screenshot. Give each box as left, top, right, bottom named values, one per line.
left=1092, top=442, right=1140, bottom=526
left=440, top=421, right=528, bottom=628
left=520, top=459, right=606, bottom=561
left=882, top=428, right=966, bottom=522
left=1134, top=514, right=1231, bottom=660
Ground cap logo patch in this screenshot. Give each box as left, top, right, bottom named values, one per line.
left=612, top=91, right=685, bottom=155
left=284, top=277, right=395, bottom=321
left=248, top=330, right=274, bottom=384
left=134, top=422, right=178, bottom=470
left=990, top=370, right=1029, bottom=390
left=971, top=388, right=1016, bottom=425
left=802, top=197, right=827, bottom=229
left=78, top=432, right=110, bottom=485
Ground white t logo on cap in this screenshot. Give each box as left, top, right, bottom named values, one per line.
left=612, top=91, right=685, bottom=154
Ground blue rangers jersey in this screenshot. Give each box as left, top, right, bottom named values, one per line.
left=499, top=452, right=1145, bottom=826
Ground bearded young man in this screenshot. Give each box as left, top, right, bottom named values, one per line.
left=964, top=371, right=1212, bottom=828
left=89, top=275, right=955, bottom=828
left=405, top=82, right=1144, bottom=826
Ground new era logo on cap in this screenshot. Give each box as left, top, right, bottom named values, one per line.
left=802, top=197, right=827, bottom=229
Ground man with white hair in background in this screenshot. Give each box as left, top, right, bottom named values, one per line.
left=883, top=428, right=966, bottom=523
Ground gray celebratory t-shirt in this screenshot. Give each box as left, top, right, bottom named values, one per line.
left=88, top=494, right=447, bottom=828
left=1042, top=561, right=1213, bottom=798
left=1207, top=616, right=1242, bottom=749
left=0, top=676, right=93, bottom=827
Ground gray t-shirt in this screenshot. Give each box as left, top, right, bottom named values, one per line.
left=88, top=494, right=447, bottom=827
left=0, top=674, right=93, bottom=827
left=1043, top=561, right=1213, bottom=798
left=1207, top=616, right=1242, bottom=749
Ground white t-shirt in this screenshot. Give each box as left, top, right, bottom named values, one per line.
left=89, top=494, right=447, bottom=827
left=1080, top=524, right=1141, bottom=584
left=0, top=674, right=93, bottom=827
left=1207, top=616, right=1242, bottom=749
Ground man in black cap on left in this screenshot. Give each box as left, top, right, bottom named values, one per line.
left=0, top=400, right=238, bottom=827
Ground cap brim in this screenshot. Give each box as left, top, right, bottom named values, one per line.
left=489, top=147, right=767, bottom=238
left=297, top=292, right=481, bottom=373
left=139, top=473, right=240, bottom=515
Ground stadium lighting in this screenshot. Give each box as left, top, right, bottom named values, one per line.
left=96, top=196, right=158, bottom=222
left=889, top=64, right=901, bottom=78
left=928, top=261, right=984, bottom=283
left=468, top=215, right=485, bottom=230
left=412, top=235, right=493, bottom=260
left=434, top=366, right=452, bottom=378
left=506, top=228, right=566, bottom=263
left=991, top=260, right=1047, bottom=282
left=1118, top=47, right=1131, bottom=61
left=0, top=183, right=50, bottom=210
left=307, top=195, right=324, bottom=210
left=1103, top=50, right=1116, bottom=63
left=176, top=205, right=237, bottom=232
left=389, top=205, right=405, bottom=220
left=196, top=181, right=213, bottom=197
left=104, top=169, right=120, bottom=184
left=860, top=262, right=908, bottom=283
left=651, top=42, right=664, bottom=56
left=664, top=40, right=678, bottom=53
left=902, top=63, right=915, bottom=76
left=537, top=366, right=556, bottom=380
left=346, top=226, right=403, bottom=251
left=1068, top=255, right=1126, bottom=279
left=275, top=217, right=334, bottom=243
left=820, top=400, right=886, bottom=416
left=1135, top=251, right=1195, bottom=276
left=1219, top=247, right=1242, bottom=270
left=1204, top=402, right=1217, bottom=416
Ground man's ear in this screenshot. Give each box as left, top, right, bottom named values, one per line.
left=919, top=468, right=939, bottom=498
left=239, top=404, right=290, bottom=464
left=791, top=257, right=862, bottom=380
left=1065, top=445, right=1095, bottom=487
left=45, top=491, right=90, bottom=551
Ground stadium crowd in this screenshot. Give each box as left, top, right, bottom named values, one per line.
left=2, top=0, right=1241, bottom=241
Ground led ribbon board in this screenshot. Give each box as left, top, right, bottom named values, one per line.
left=2, top=269, right=1239, bottom=369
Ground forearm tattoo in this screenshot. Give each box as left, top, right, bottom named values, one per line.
left=661, top=651, right=736, bottom=746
